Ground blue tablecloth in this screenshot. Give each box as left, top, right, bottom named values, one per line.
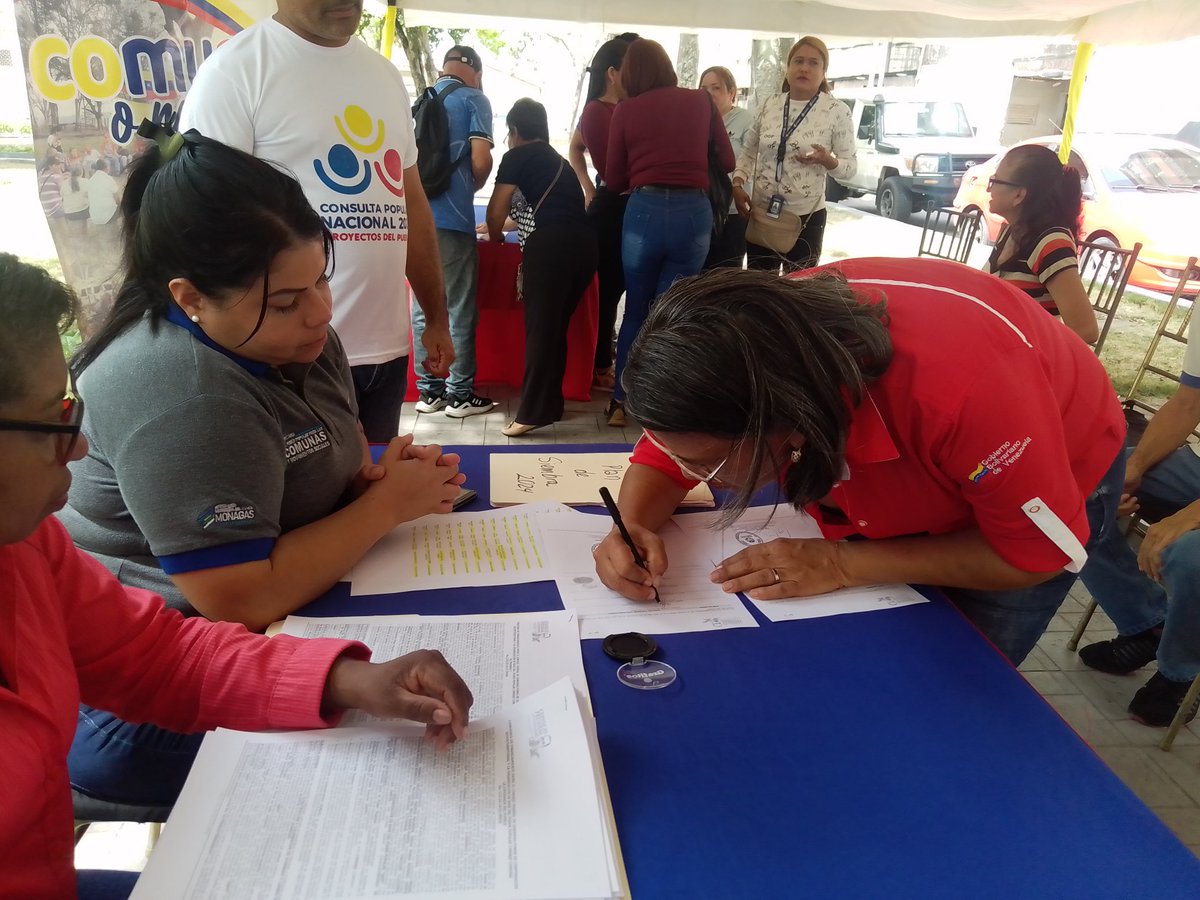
left=303, top=443, right=1200, bottom=898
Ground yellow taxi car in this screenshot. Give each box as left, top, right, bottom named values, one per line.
left=953, top=133, right=1200, bottom=293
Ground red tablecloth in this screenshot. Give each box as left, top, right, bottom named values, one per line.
left=405, top=241, right=598, bottom=401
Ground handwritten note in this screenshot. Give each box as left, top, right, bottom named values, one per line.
left=490, top=452, right=713, bottom=508
left=348, top=506, right=556, bottom=596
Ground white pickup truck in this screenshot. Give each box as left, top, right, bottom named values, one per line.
left=828, top=92, right=999, bottom=220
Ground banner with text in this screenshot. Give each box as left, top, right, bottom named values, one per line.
left=13, top=0, right=274, bottom=332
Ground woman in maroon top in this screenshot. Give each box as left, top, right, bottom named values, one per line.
left=604, top=39, right=735, bottom=426
left=567, top=34, right=638, bottom=391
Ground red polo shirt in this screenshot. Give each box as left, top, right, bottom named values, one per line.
left=630, top=257, right=1125, bottom=574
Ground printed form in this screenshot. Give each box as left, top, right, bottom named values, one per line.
left=132, top=679, right=623, bottom=900
left=280, top=611, right=591, bottom=720
left=349, top=505, right=556, bottom=596
left=536, top=507, right=758, bottom=640
left=675, top=506, right=928, bottom=622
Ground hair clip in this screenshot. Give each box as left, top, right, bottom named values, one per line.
left=136, top=119, right=186, bottom=162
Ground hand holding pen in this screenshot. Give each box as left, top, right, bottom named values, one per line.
left=597, top=486, right=662, bottom=603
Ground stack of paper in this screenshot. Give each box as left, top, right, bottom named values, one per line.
left=279, top=610, right=592, bottom=719
left=489, top=452, right=713, bottom=508
left=132, top=679, right=626, bottom=900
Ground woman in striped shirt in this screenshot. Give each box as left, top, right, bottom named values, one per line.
left=983, top=143, right=1099, bottom=344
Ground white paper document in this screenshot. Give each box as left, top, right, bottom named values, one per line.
left=537, top=508, right=758, bottom=639
left=675, top=505, right=929, bottom=621
left=489, top=452, right=713, bottom=508
left=133, top=679, right=622, bottom=900
left=349, top=505, right=556, bottom=596
left=746, top=583, right=929, bottom=622
left=280, top=611, right=591, bottom=721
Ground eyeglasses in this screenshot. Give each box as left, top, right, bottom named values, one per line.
left=987, top=176, right=1022, bottom=191
left=641, top=430, right=735, bottom=484
left=0, top=384, right=85, bottom=464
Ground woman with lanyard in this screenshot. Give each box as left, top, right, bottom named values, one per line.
left=486, top=99, right=598, bottom=436
left=59, top=126, right=465, bottom=812
left=983, top=143, right=1099, bottom=344
left=699, top=65, right=754, bottom=269
left=591, top=260, right=1127, bottom=667
left=567, top=34, right=638, bottom=391
left=732, top=36, right=856, bottom=272
left=604, top=38, right=735, bottom=427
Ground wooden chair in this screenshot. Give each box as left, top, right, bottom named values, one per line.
left=1068, top=260, right=1200, bottom=750
left=1076, top=239, right=1142, bottom=356
left=917, top=206, right=981, bottom=264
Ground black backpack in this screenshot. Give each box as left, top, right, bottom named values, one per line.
left=412, top=81, right=466, bottom=199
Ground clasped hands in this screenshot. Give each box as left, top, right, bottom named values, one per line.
left=594, top=525, right=849, bottom=602
left=355, top=434, right=466, bottom=520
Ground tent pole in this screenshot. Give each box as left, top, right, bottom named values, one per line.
left=1059, top=42, right=1093, bottom=163
left=381, top=0, right=398, bottom=60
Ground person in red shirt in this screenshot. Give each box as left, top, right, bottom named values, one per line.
left=567, top=34, right=638, bottom=391
left=603, top=38, right=735, bottom=427
left=0, top=255, right=473, bottom=900
left=593, top=258, right=1126, bottom=664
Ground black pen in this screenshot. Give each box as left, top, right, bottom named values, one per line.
left=598, top=486, right=661, bottom=603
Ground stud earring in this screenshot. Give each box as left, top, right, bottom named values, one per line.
left=190, top=315, right=201, bottom=324
left=790, top=448, right=803, bottom=463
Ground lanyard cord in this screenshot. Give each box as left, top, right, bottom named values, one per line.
left=776, top=93, right=821, bottom=183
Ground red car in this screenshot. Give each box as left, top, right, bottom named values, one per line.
left=953, top=133, right=1200, bottom=294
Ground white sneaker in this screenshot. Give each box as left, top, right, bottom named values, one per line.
left=415, top=393, right=447, bottom=413
left=444, top=392, right=497, bottom=418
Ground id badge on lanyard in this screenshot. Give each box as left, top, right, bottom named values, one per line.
left=776, top=94, right=821, bottom=184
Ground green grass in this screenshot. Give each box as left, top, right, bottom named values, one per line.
left=1099, top=290, right=1189, bottom=403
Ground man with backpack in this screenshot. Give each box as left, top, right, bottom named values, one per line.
left=180, top=0, right=454, bottom=442
left=412, top=46, right=498, bottom=419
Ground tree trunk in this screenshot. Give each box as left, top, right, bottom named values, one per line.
left=676, top=33, right=699, bottom=88
left=395, top=12, right=437, bottom=93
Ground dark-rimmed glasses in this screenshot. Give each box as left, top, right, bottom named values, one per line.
left=987, top=176, right=1022, bottom=191
left=642, top=429, right=735, bottom=484
left=0, top=385, right=84, bottom=464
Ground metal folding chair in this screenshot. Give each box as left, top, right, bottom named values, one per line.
left=1125, top=257, right=1198, bottom=418
left=1076, top=239, right=1142, bottom=356
left=917, top=206, right=981, bottom=264
left=73, top=789, right=168, bottom=847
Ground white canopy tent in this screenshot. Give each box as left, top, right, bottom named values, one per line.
left=401, top=0, right=1200, bottom=44
left=396, top=0, right=1200, bottom=159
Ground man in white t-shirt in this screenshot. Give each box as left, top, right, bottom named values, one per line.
left=180, top=0, right=453, bottom=442
left=1078, top=312, right=1200, bottom=727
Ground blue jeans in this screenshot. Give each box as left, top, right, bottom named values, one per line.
left=613, top=189, right=712, bottom=402
left=69, top=704, right=204, bottom=807
left=351, top=355, right=408, bottom=443
left=413, top=228, right=479, bottom=400
left=942, top=448, right=1125, bottom=665
left=1080, top=446, right=1200, bottom=681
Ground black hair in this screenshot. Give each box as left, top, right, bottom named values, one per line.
left=506, top=98, right=550, bottom=143
left=584, top=35, right=636, bottom=103
left=73, top=130, right=332, bottom=375
left=623, top=268, right=893, bottom=522
left=0, top=253, right=77, bottom=407
left=1004, top=143, right=1084, bottom=243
